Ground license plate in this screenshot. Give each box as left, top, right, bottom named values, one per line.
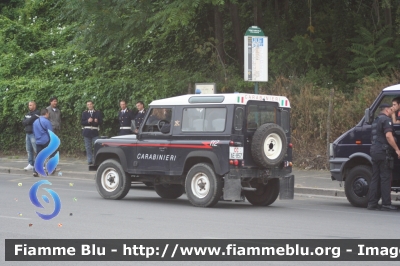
left=229, top=147, right=243, bottom=159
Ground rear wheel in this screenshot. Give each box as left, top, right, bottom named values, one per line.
left=96, top=159, right=131, bottom=200
left=251, top=123, right=287, bottom=167
left=185, top=163, right=223, bottom=207
left=154, top=184, right=184, bottom=199
left=345, top=165, right=371, bottom=207
left=244, top=179, right=280, bottom=206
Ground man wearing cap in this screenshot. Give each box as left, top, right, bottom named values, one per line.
left=368, top=103, right=400, bottom=211
left=133, top=101, right=146, bottom=133
left=118, top=100, right=135, bottom=135
left=81, top=100, right=103, bottom=165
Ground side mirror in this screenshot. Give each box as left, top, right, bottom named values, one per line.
left=364, top=108, right=371, bottom=124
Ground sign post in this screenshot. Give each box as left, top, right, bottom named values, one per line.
left=244, top=26, right=268, bottom=94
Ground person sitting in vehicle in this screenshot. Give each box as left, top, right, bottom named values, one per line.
left=146, top=108, right=171, bottom=133
left=391, top=97, right=400, bottom=124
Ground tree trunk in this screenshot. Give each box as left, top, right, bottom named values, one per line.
left=384, top=6, right=392, bottom=28
left=214, top=6, right=225, bottom=64
left=372, top=0, right=380, bottom=26
left=229, top=2, right=243, bottom=67
left=274, top=0, right=280, bottom=20
left=253, top=0, right=262, bottom=27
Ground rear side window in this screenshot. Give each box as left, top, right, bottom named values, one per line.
left=182, top=107, right=226, bottom=132
left=281, top=110, right=290, bottom=133
left=247, top=104, right=276, bottom=130
left=234, top=107, right=244, bottom=130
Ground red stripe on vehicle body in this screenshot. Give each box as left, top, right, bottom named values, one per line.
left=101, top=142, right=212, bottom=149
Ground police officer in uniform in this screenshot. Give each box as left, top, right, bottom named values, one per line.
left=368, top=103, right=400, bottom=211
left=118, top=100, right=134, bottom=135
left=133, top=101, right=146, bottom=133
left=81, top=100, right=103, bottom=165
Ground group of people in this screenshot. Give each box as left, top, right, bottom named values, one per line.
left=81, top=99, right=147, bottom=164
left=23, top=98, right=147, bottom=175
left=367, top=97, right=400, bottom=212
left=22, top=97, right=61, bottom=177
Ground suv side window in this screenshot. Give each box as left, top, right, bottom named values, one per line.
left=234, top=107, right=244, bottom=131
left=247, top=104, right=276, bottom=130
left=142, top=108, right=172, bottom=133
left=182, top=107, right=226, bottom=132
left=281, top=110, right=290, bottom=133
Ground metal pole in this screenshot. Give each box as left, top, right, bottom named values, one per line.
left=254, top=82, right=259, bottom=94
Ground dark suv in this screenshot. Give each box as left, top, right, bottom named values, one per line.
left=90, top=93, right=294, bottom=207
left=330, top=84, right=400, bottom=207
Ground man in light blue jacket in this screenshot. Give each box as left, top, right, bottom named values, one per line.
left=32, top=109, right=53, bottom=177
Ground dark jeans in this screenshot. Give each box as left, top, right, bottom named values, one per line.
left=84, top=136, right=98, bottom=163
left=368, top=159, right=392, bottom=206
left=33, top=142, right=49, bottom=173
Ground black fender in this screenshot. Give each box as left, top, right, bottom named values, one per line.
left=184, top=150, right=228, bottom=176
left=342, top=152, right=372, bottom=179
left=94, top=147, right=128, bottom=171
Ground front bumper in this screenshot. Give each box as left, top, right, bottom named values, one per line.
left=329, top=157, right=348, bottom=181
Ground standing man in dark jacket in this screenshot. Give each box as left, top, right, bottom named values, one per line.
left=367, top=104, right=400, bottom=211
left=118, top=100, right=134, bottom=135
left=133, top=101, right=146, bottom=133
left=46, top=96, right=61, bottom=134
left=22, top=101, right=40, bottom=170
left=81, top=100, right=103, bottom=165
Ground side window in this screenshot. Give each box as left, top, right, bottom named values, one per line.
left=234, top=107, right=244, bottom=130
left=142, top=108, right=172, bottom=133
left=182, top=107, right=226, bottom=132
left=373, top=95, right=398, bottom=121
left=247, top=104, right=276, bottom=130
left=281, top=110, right=290, bottom=133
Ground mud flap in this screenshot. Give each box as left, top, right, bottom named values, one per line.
left=223, top=175, right=242, bottom=201
left=279, top=175, right=294, bottom=200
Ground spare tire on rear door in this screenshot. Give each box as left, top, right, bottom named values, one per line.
left=251, top=123, right=287, bottom=167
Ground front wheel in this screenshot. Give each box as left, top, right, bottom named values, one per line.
left=185, top=163, right=223, bottom=207
left=154, top=184, right=185, bottom=199
left=244, top=179, right=280, bottom=206
left=96, top=159, right=131, bottom=200
left=345, top=165, right=371, bottom=207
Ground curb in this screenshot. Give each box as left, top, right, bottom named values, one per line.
left=294, top=187, right=345, bottom=198
left=294, top=187, right=400, bottom=201
left=0, top=167, right=94, bottom=180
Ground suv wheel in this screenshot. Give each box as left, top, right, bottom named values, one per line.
left=96, top=159, right=131, bottom=200
left=244, top=179, right=280, bottom=206
left=344, top=165, right=371, bottom=207
left=251, top=123, right=287, bottom=167
left=185, top=163, right=223, bottom=207
left=154, top=184, right=185, bottom=199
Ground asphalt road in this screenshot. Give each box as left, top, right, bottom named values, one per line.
left=1, top=173, right=399, bottom=266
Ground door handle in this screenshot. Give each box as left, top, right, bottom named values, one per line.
left=159, top=147, right=167, bottom=151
